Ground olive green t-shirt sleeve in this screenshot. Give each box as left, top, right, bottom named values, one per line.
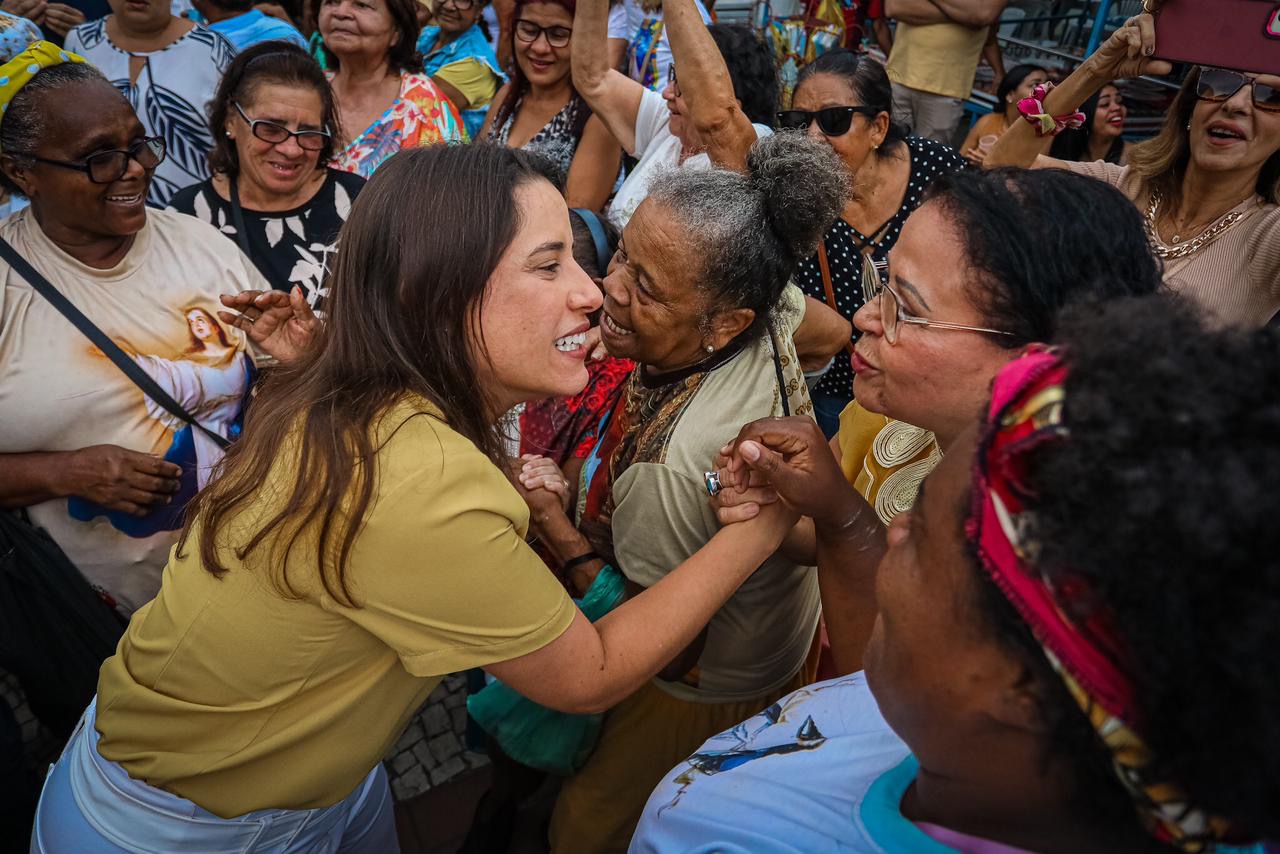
left=334, top=415, right=576, bottom=676
left=610, top=461, right=720, bottom=589
left=433, top=58, right=500, bottom=109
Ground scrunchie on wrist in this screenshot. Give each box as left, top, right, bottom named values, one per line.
left=1017, top=82, right=1087, bottom=137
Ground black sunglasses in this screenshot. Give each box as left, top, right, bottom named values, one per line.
left=234, top=102, right=332, bottom=151
left=1196, top=67, right=1280, bottom=113
left=776, top=106, right=881, bottom=136
left=31, top=136, right=166, bottom=183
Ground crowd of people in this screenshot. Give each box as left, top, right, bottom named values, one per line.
left=0, top=0, right=1276, bottom=850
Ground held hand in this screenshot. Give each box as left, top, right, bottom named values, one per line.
left=62, top=445, right=182, bottom=517
left=708, top=447, right=780, bottom=524
left=41, top=2, right=84, bottom=34
left=728, top=489, right=801, bottom=553
left=1085, top=6, right=1173, bottom=83
left=218, top=287, right=319, bottom=367
left=717, top=416, right=863, bottom=530
left=518, top=454, right=572, bottom=514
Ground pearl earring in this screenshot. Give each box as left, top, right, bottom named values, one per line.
left=705, top=344, right=714, bottom=354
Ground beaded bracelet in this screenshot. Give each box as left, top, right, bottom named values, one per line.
left=1017, top=82, right=1087, bottom=137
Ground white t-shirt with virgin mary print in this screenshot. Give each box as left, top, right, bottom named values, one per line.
left=0, top=207, right=268, bottom=612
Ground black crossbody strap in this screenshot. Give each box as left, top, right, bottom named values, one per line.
left=0, top=237, right=230, bottom=450
left=228, top=177, right=253, bottom=258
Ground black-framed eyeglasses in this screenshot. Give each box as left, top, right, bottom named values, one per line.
left=1196, top=67, right=1280, bottom=113
left=438, top=0, right=476, bottom=10
left=29, top=136, right=166, bottom=184
left=514, top=19, right=571, bottom=48
left=667, top=64, right=680, bottom=96
left=776, top=106, right=881, bottom=136
left=234, top=102, right=332, bottom=151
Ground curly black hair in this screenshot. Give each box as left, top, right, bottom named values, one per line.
left=707, top=24, right=778, bottom=127
left=971, top=294, right=1280, bottom=846
left=925, top=168, right=1165, bottom=348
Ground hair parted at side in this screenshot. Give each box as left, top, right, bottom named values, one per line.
left=645, top=131, right=846, bottom=332
left=0, top=62, right=113, bottom=195
left=1129, top=67, right=1280, bottom=208
left=207, top=40, right=341, bottom=175
left=995, top=63, right=1047, bottom=111
left=972, top=295, right=1280, bottom=845
left=923, top=167, right=1164, bottom=348
left=179, top=143, right=561, bottom=605
left=1048, top=87, right=1125, bottom=165
left=794, top=49, right=907, bottom=156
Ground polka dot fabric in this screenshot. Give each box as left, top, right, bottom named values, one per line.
left=795, top=136, right=967, bottom=399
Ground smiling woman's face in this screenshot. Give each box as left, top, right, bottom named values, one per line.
left=1188, top=69, right=1280, bottom=181
left=4, top=78, right=153, bottom=243
left=513, top=2, right=573, bottom=89
left=227, top=82, right=326, bottom=197
left=472, top=177, right=603, bottom=411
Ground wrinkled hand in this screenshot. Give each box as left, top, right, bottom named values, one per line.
left=62, top=444, right=182, bottom=517
left=716, top=416, right=862, bottom=531
left=41, top=2, right=84, bottom=35
left=517, top=454, right=572, bottom=514
left=1086, top=5, right=1173, bottom=83
left=2, top=0, right=47, bottom=23
left=218, top=286, right=319, bottom=367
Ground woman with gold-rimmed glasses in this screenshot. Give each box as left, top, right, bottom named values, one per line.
left=987, top=2, right=1280, bottom=328
left=169, top=41, right=366, bottom=308
left=707, top=167, right=1165, bottom=676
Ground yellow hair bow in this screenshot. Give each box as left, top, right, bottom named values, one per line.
left=0, top=40, right=86, bottom=125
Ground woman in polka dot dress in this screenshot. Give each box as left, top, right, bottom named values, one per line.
left=781, top=50, right=966, bottom=436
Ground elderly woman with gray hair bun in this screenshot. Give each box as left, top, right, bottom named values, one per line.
left=505, top=130, right=848, bottom=852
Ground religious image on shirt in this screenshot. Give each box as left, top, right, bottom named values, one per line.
left=655, top=678, right=859, bottom=815
left=68, top=305, right=253, bottom=538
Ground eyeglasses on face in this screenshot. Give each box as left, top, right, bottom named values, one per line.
left=438, top=0, right=476, bottom=9
left=1196, top=67, right=1280, bottom=112
left=667, top=64, right=680, bottom=96
left=514, top=19, right=571, bottom=48
left=234, top=103, right=331, bottom=151
left=878, top=281, right=1015, bottom=345
left=775, top=105, right=881, bottom=136
left=30, top=136, right=166, bottom=184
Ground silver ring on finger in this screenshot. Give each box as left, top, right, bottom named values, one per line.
left=704, top=470, right=723, bottom=497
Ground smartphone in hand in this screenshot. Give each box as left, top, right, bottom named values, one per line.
left=1154, top=0, right=1280, bottom=76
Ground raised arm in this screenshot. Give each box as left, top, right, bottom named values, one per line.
left=663, top=0, right=757, bottom=171
left=572, top=0, right=645, bottom=153
left=884, top=0, right=948, bottom=26
left=986, top=7, right=1170, bottom=170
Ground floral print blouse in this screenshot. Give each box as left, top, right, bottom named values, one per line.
left=329, top=71, right=465, bottom=179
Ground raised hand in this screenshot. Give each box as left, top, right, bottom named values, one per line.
left=1084, top=4, right=1173, bottom=84
left=218, top=286, right=319, bottom=367
left=517, top=454, right=572, bottom=515
left=41, top=2, right=84, bottom=35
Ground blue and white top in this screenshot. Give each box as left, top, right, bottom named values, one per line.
left=417, top=23, right=505, bottom=140
left=65, top=20, right=234, bottom=207
left=208, top=9, right=307, bottom=52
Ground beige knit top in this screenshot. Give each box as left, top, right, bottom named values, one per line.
left=1066, top=160, right=1280, bottom=329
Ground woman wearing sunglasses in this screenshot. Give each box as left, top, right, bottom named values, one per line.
left=169, top=42, right=365, bottom=310
left=987, top=4, right=1280, bottom=328
left=706, top=168, right=1164, bottom=677
left=482, top=0, right=622, bottom=211
left=778, top=49, right=967, bottom=438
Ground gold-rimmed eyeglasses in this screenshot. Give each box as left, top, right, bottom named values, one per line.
left=879, top=281, right=1016, bottom=345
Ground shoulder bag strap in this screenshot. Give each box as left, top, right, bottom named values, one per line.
left=816, top=242, right=856, bottom=357
left=768, top=323, right=792, bottom=418
left=228, top=177, right=254, bottom=259
left=0, top=237, right=231, bottom=450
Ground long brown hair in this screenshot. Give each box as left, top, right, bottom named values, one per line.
left=1129, top=67, right=1280, bottom=210
left=178, top=144, right=560, bottom=605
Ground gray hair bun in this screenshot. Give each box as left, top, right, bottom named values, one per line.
left=746, top=131, right=849, bottom=261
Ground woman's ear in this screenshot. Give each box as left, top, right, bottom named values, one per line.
left=707, top=307, right=755, bottom=351
left=0, top=155, right=35, bottom=200
left=873, top=110, right=890, bottom=148
left=988, top=660, right=1053, bottom=736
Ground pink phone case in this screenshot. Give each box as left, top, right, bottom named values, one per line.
left=1154, top=0, right=1280, bottom=75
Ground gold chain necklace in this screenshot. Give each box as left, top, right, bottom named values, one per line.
left=1145, top=189, right=1249, bottom=260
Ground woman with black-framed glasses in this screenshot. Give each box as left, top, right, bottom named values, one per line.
left=168, top=41, right=366, bottom=308
left=782, top=49, right=967, bottom=439
left=987, top=2, right=1280, bottom=328
left=481, top=0, right=622, bottom=211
